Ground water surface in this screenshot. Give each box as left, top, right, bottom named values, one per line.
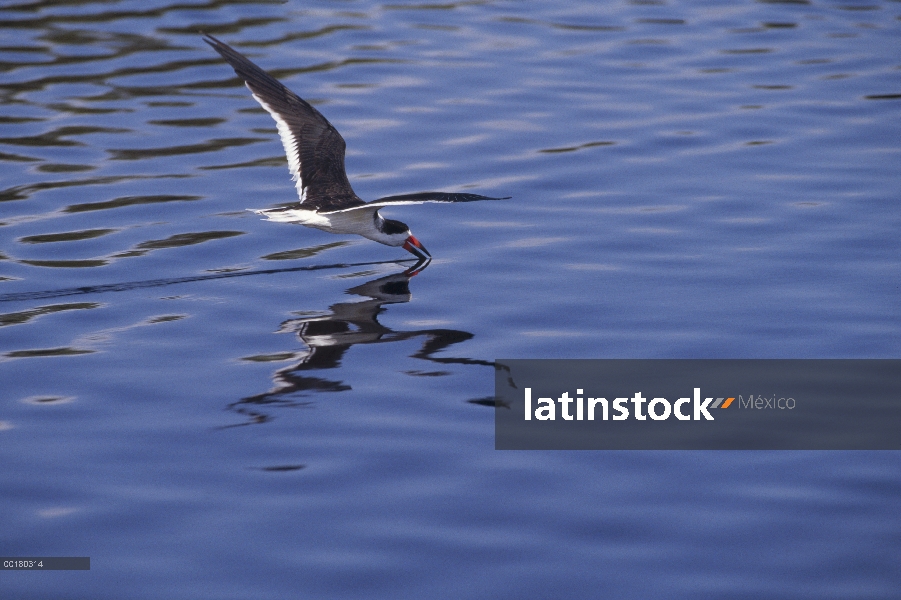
left=1, top=0, right=899, bottom=597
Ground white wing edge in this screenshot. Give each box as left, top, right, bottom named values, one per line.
left=319, top=200, right=432, bottom=215
left=249, top=90, right=307, bottom=203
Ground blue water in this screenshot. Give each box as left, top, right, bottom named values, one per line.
left=1, top=0, right=899, bottom=597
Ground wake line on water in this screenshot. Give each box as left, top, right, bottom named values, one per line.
left=0, top=259, right=413, bottom=303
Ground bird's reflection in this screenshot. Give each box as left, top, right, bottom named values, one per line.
left=228, top=258, right=492, bottom=425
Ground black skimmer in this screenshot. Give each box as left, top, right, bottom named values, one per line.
left=203, top=35, right=509, bottom=263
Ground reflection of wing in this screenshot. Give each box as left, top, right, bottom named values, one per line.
left=320, top=192, right=511, bottom=214
left=204, top=34, right=364, bottom=212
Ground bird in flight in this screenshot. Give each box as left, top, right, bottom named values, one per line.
left=203, top=35, right=509, bottom=264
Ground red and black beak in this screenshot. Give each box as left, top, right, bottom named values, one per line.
left=402, top=235, right=431, bottom=260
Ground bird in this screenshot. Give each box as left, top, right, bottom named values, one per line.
left=203, top=34, right=509, bottom=262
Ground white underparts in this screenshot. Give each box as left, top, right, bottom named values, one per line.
left=249, top=206, right=409, bottom=247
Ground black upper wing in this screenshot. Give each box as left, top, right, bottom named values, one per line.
left=370, top=191, right=511, bottom=205
left=319, top=191, right=511, bottom=214
left=204, top=34, right=364, bottom=212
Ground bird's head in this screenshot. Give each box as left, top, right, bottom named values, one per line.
left=378, top=217, right=431, bottom=260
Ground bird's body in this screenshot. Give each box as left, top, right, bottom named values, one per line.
left=250, top=203, right=398, bottom=246
left=203, top=34, right=508, bottom=262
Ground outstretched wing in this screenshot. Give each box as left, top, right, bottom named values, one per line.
left=320, top=191, right=511, bottom=214
left=204, top=34, right=364, bottom=212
